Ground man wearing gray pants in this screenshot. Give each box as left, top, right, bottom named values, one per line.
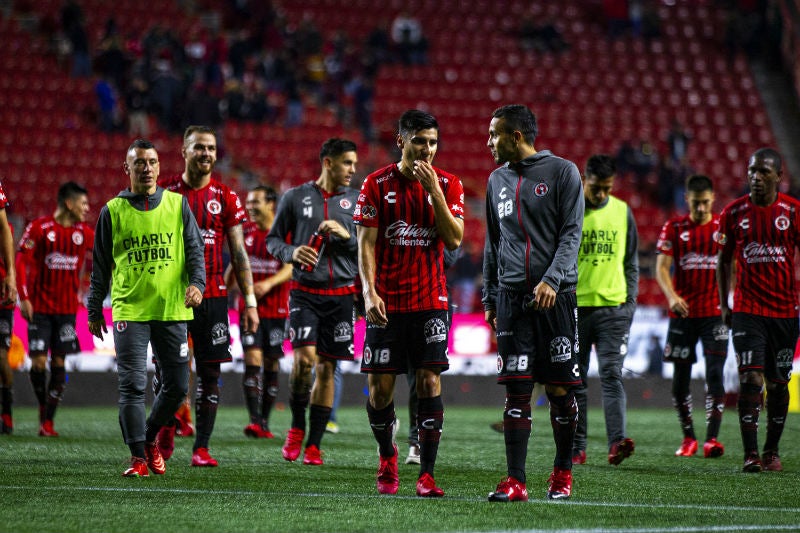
left=572, top=154, right=638, bottom=466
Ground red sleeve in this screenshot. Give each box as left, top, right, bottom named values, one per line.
left=224, top=188, right=248, bottom=230
left=656, top=220, right=673, bottom=256
left=443, top=173, right=465, bottom=219
left=354, top=176, right=379, bottom=228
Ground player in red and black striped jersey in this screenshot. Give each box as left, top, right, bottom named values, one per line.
left=717, top=148, right=800, bottom=473
left=0, top=181, right=17, bottom=434
left=16, top=181, right=93, bottom=437
left=157, top=125, right=259, bottom=467
left=355, top=110, right=464, bottom=497
left=225, top=185, right=292, bottom=439
left=656, top=174, right=728, bottom=459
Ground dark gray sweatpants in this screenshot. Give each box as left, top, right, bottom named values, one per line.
left=114, top=321, right=190, bottom=445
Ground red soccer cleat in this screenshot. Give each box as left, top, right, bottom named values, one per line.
left=376, top=444, right=399, bottom=495
left=488, top=476, right=528, bottom=502
left=547, top=467, right=573, bottom=500
left=572, top=449, right=586, bottom=465
left=122, top=457, right=149, bottom=477
left=742, top=452, right=763, bottom=473
left=282, top=428, right=305, bottom=462
left=191, top=447, right=219, bottom=467
left=38, top=420, right=59, bottom=437
left=144, top=442, right=166, bottom=475
left=416, top=472, right=444, bottom=498
left=1, top=413, right=12, bottom=434
left=156, top=425, right=176, bottom=461
left=608, top=437, right=635, bottom=465
left=703, top=438, right=725, bottom=459
left=762, top=450, right=783, bottom=472
left=175, top=403, right=194, bottom=437
left=302, top=445, right=324, bottom=466
left=675, top=437, right=698, bottom=457
left=244, top=423, right=274, bottom=439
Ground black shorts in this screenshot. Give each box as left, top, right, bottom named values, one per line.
left=27, top=313, right=79, bottom=356
left=664, top=316, right=729, bottom=364
left=0, top=309, right=12, bottom=349
left=361, top=310, right=450, bottom=374
left=288, top=290, right=355, bottom=361
left=731, top=313, right=798, bottom=384
left=241, top=317, right=287, bottom=359
left=495, top=289, right=581, bottom=386
left=188, top=296, right=232, bottom=363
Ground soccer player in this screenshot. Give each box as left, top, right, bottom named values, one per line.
left=356, top=109, right=464, bottom=497
left=572, top=154, right=639, bottom=467
left=0, top=181, right=16, bottom=434
left=655, top=174, right=728, bottom=459
left=483, top=104, right=582, bottom=502
left=157, top=125, right=259, bottom=467
left=716, top=147, right=800, bottom=473
left=267, top=138, right=359, bottom=466
left=87, top=139, right=206, bottom=477
left=225, top=185, right=292, bottom=439
left=16, top=181, right=94, bottom=437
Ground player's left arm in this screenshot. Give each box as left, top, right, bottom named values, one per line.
left=257, top=262, right=293, bottom=299
left=413, top=161, right=463, bottom=250
left=227, top=223, right=259, bottom=332
left=0, top=209, right=16, bottom=305
left=623, top=207, right=639, bottom=307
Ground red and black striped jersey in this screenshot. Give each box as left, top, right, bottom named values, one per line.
left=160, top=174, right=247, bottom=298
left=354, top=163, right=464, bottom=312
left=0, top=183, right=12, bottom=311
left=717, top=193, right=800, bottom=318
left=241, top=221, right=289, bottom=318
left=17, top=216, right=94, bottom=314
left=656, top=213, right=721, bottom=318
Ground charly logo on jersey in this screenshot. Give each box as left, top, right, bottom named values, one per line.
left=550, top=336, right=572, bottom=363
left=339, top=198, right=352, bottom=210
left=72, top=231, right=84, bottom=245
left=775, top=215, right=790, bottom=231
left=211, top=322, right=229, bottom=345
left=424, top=318, right=447, bottom=344
left=534, top=182, right=549, bottom=197
left=46, top=230, right=57, bottom=242
left=206, top=199, right=222, bottom=215
left=679, top=230, right=690, bottom=242
left=333, top=321, right=353, bottom=343
left=738, top=217, right=750, bottom=230
left=384, top=191, right=397, bottom=204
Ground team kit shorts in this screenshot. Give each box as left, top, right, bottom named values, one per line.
left=731, top=313, right=798, bottom=384
left=188, top=296, right=232, bottom=363
left=0, top=308, right=12, bottom=349
left=27, top=313, right=79, bottom=356
left=664, top=316, right=729, bottom=364
left=241, top=317, right=287, bottom=359
left=288, top=290, right=355, bottom=361
left=361, top=309, right=450, bottom=374
left=494, top=289, right=581, bottom=386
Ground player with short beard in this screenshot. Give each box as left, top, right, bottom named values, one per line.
left=717, top=147, right=800, bottom=473
left=157, top=125, right=259, bottom=467
left=355, top=109, right=464, bottom=497
left=16, top=181, right=94, bottom=437
left=656, top=174, right=728, bottom=459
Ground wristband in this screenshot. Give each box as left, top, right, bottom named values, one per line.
left=245, top=294, right=257, bottom=308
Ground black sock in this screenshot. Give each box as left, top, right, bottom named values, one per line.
left=30, top=368, right=47, bottom=419
left=46, top=366, right=66, bottom=421
left=548, top=391, right=577, bottom=470
left=261, top=370, right=279, bottom=428
left=367, top=401, right=396, bottom=458
left=289, top=390, right=310, bottom=431
left=243, top=365, right=262, bottom=425
left=306, top=404, right=332, bottom=448
left=738, top=382, right=762, bottom=456
left=194, top=364, right=220, bottom=450
left=764, top=384, right=789, bottom=453
left=418, top=396, right=444, bottom=477
left=503, top=384, right=532, bottom=483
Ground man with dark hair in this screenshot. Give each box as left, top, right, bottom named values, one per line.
left=356, top=109, right=464, bottom=497
left=656, top=174, right=728, bottom=458
left=87, top=139, right=205, bottom=476
left=16, top=181, right=94, bottom=437
left=267, top=137, right=359, bottom=466
left=226, top=185, right=292, bottom=439
left=484, top=104, right=582, bottom=502
left=572, top=154, right=639, bottom=467
left=157, top=125, right=259, bottom=467
left=717, top=147, right=800, bottom=473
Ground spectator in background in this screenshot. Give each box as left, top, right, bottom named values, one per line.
left=666, top=120, right=691, bottom=165
left=390, top=11, right=427, bottom=65
left=95, top=76, right=120, bottom=133
left=61, top=0, right=91, bottom=77
left=126, top=76, right=151, bottom=138
left=518, top=16, right=569, bottom=54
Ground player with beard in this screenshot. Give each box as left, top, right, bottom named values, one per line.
left=355, top=110, right=464, bottom=497
left=157, top=125, right=259, bottom=467
left=717, top=148, right=800, bottom=473
left=225, top=185, right=292, bottom=439
left=655, top=174, right=728, bottom=459
left=16, top=181, right=94, bottom=437
left=267, top=138, right=359, bottom=466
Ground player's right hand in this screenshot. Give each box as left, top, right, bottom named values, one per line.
left=88, top=319, right=107, bottom=340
